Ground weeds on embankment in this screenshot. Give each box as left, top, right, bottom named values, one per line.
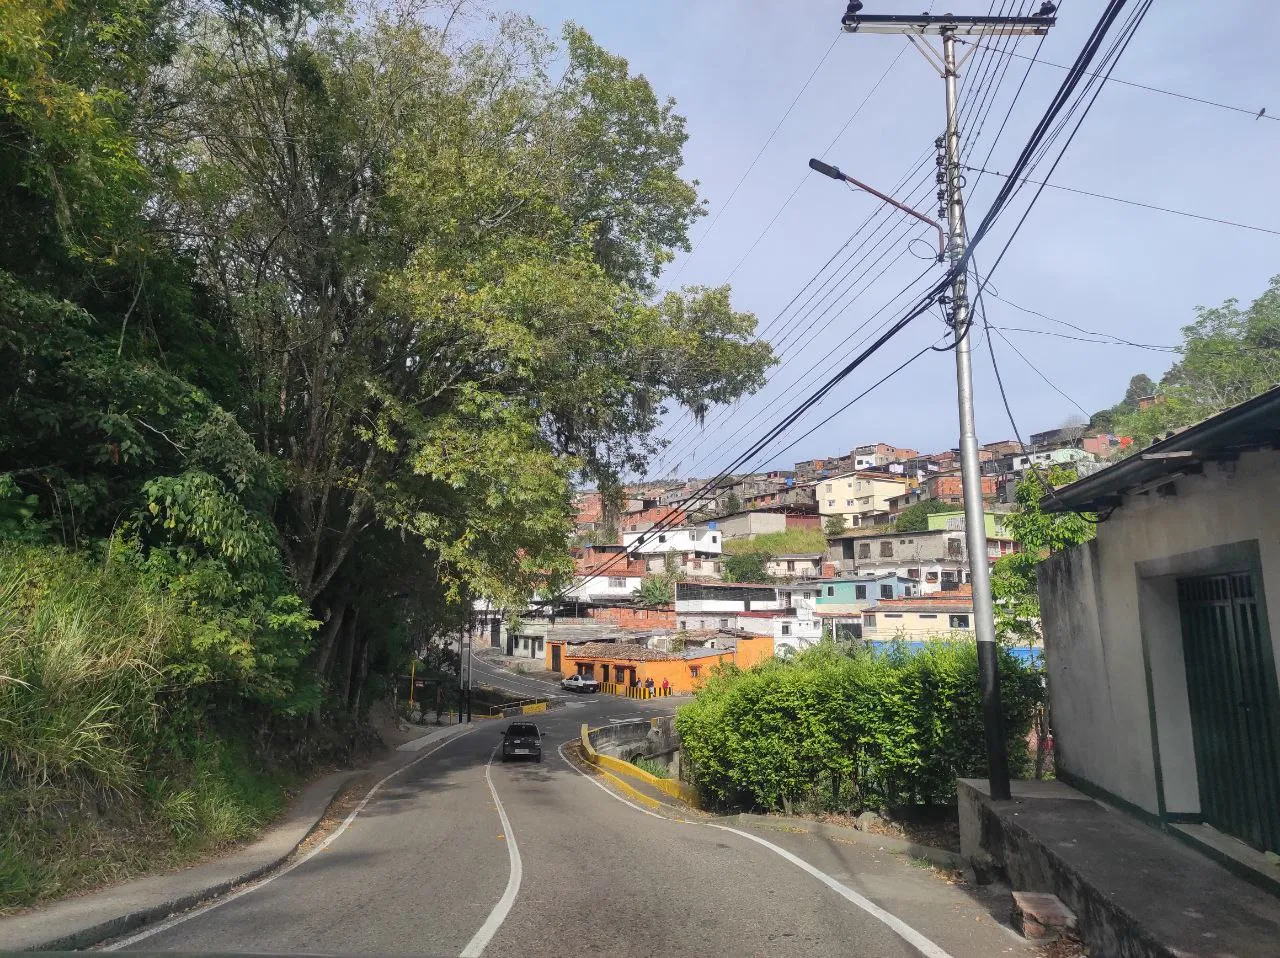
left=0, top=547, right=292, bottom=911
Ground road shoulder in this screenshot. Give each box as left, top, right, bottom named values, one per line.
left=0, top=724, right=473, bottom=952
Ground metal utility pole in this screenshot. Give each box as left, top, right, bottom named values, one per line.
left=839, top=4, right=1056, bottom=800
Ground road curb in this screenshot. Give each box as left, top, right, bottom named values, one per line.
left=1, top=724, right=474, bottom=952
left=727, top=813, right=963, bottom=871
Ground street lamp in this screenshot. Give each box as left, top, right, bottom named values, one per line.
left=808, top=158, right=946, bottom=261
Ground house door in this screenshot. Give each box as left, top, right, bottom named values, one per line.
left=1177, top=573, right=1280, bottom=852
left=551, top=644, right=561, bottom=672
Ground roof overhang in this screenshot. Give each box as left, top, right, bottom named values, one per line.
left=1042, top=387, right=1280, bottom=514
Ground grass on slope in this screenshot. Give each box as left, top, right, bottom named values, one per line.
left=0, top=545, right=293, bottom=911
left=721, top=528, right=827, bottom=557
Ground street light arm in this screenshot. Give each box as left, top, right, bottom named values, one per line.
left=808, top=157, right=946, bottom=260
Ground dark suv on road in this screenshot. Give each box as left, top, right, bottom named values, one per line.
left=501, top=722, right=543, bottom=762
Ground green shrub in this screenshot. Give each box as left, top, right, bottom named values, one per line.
left=676, top=642, right=1041, bottom=813
left=0, top=544, right=295, bottom=910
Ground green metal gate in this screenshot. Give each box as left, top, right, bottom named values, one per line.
left=1177, top=573, right=1280, bottom=853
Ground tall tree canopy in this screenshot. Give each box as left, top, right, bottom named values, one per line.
left=0, top=0, right=773, bottom=718
left=1109, top=276, right=1280, bottom=446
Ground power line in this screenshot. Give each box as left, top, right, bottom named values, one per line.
left=958, top=37, right=1278, bottom=123
left=651, top=153, right=940, bottom=472
left=964, top=165, right=1280, bottom=236
left=664, top=33, right=842, bottom=289
left=982, top=288, right=1176, bottom=349
left=581, top=0, right=1153, bottom=589
left=991, top=324, right=1177, bottom=352
left=965, top=1, right=1062, bottom=204
left=724, top=43, right=909, bottom=283
left=990, top=325, right=1091, bottom=417
left=968, top=0, right=1155, bottom=290
left=653, top=13, right=1020, bottom=473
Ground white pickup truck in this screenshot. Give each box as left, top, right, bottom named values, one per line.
left=560, top=674, right=600, bottom=693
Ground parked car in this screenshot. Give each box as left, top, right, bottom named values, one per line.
left=560, top=674, right=599, bottom=693
left=501, top=722, right=543, bottom=762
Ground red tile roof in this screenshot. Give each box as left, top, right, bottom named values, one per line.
left=560, top=641, right=690, bottom=662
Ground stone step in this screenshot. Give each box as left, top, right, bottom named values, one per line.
left=1011, top=891, right=1077, bottom=941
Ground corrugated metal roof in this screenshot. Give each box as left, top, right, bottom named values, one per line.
left=1044, top=385, right=1280, bottom=513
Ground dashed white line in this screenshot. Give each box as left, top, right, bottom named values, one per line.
left=102, top=726, right=477, bottom=951
left=554, top=741, right=954, bottom=958
left=458, top=748, right=523, bottom=958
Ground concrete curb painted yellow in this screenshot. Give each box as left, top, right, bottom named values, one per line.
left=594, top=766, right=666, bottom=810
left=579, top=723, right=700, bottom=809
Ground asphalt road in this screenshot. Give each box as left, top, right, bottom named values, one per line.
left=103, top=677, right=1038, bottom=958
left=469, top=654, right=565, bottom=702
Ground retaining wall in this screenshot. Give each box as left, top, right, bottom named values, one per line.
left=580, top=720, right=699, bottom=808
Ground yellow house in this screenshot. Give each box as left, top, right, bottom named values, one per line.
left=860, top=587, right=976, bottom=642
left=812, top=471, right=912, bottom=531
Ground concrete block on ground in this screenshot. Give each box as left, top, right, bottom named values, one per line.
left=1011, top=891, right=1077, bottom=941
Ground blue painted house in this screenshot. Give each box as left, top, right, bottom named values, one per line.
left=793, top=574, right=918, bottom=641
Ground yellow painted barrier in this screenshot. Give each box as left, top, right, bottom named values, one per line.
left=579, top=723, right=700, bottom=808
left=520, top=701, right=548, bottom=714
left=599, top=683, right=672, bottom=700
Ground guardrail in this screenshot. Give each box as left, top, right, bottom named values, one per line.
left=475, top=696, right=552, bottom=718
left=579, top=722, right=700, bottom=808
left=599, top=683, right=672, bottom=699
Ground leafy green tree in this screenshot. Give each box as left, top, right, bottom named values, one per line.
left=823, top=515, right=848, bottom=537
left=993, top=467, right=1095, bottom=640
left=722, top=491, right=743, bottom=515
left=1114, top=276, right=1280, bottom=446
left=1122, top=373, right=1156, bottom=408
left=893, top=499, right=955, bottom=532
left=638, top=574, right=674, bottom=606
left=164, top=6, right=772, bottom=683
left=1003, top=467, right=1095, bottom=555
left=723, top=552, right=770, bottom=583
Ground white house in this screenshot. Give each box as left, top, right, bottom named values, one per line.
left=646, top=552, right=723, bottom=579
left=989, top=446, right=1099, bottom=477
left=561, top=556, right=648, bottom=603
left=1037, top=388, right=1280, bottom=859
left=730, top=608, right=822, bottom=655
left=763, top=554, right=824, bottom=579
left=674, top=580, right=781, bottom=615
left=622, top=525, right=723, bottom=556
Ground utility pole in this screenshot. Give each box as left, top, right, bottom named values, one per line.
left=839, top=3, right=1056, bottom=800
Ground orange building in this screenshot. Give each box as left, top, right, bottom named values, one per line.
left=546, top=636, right=774, bottom=693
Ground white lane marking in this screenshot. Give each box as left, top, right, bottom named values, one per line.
left=554, top=742, right=954, bottom=958
left=458, top=748, right=523, bottom=958
left=470, top=661, right=566, bottom=701
left=102, top=725, right=478, bottom=951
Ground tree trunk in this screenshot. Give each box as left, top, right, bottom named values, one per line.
left=312, top=597, right=348, bottom=682
left=350, top=640, right=371, bottom=717
left=336, top=606, right=360, bottom=706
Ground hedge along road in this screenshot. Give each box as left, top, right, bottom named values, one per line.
left=107, top=695, right=1036, bottom=958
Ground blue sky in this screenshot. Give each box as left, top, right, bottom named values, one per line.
left=499, top=0, right=1280, bottom=477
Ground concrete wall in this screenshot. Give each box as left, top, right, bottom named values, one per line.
left=691, top=511, right=787, bottom=541
left=1038, top=450, right=1280, bottom=817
